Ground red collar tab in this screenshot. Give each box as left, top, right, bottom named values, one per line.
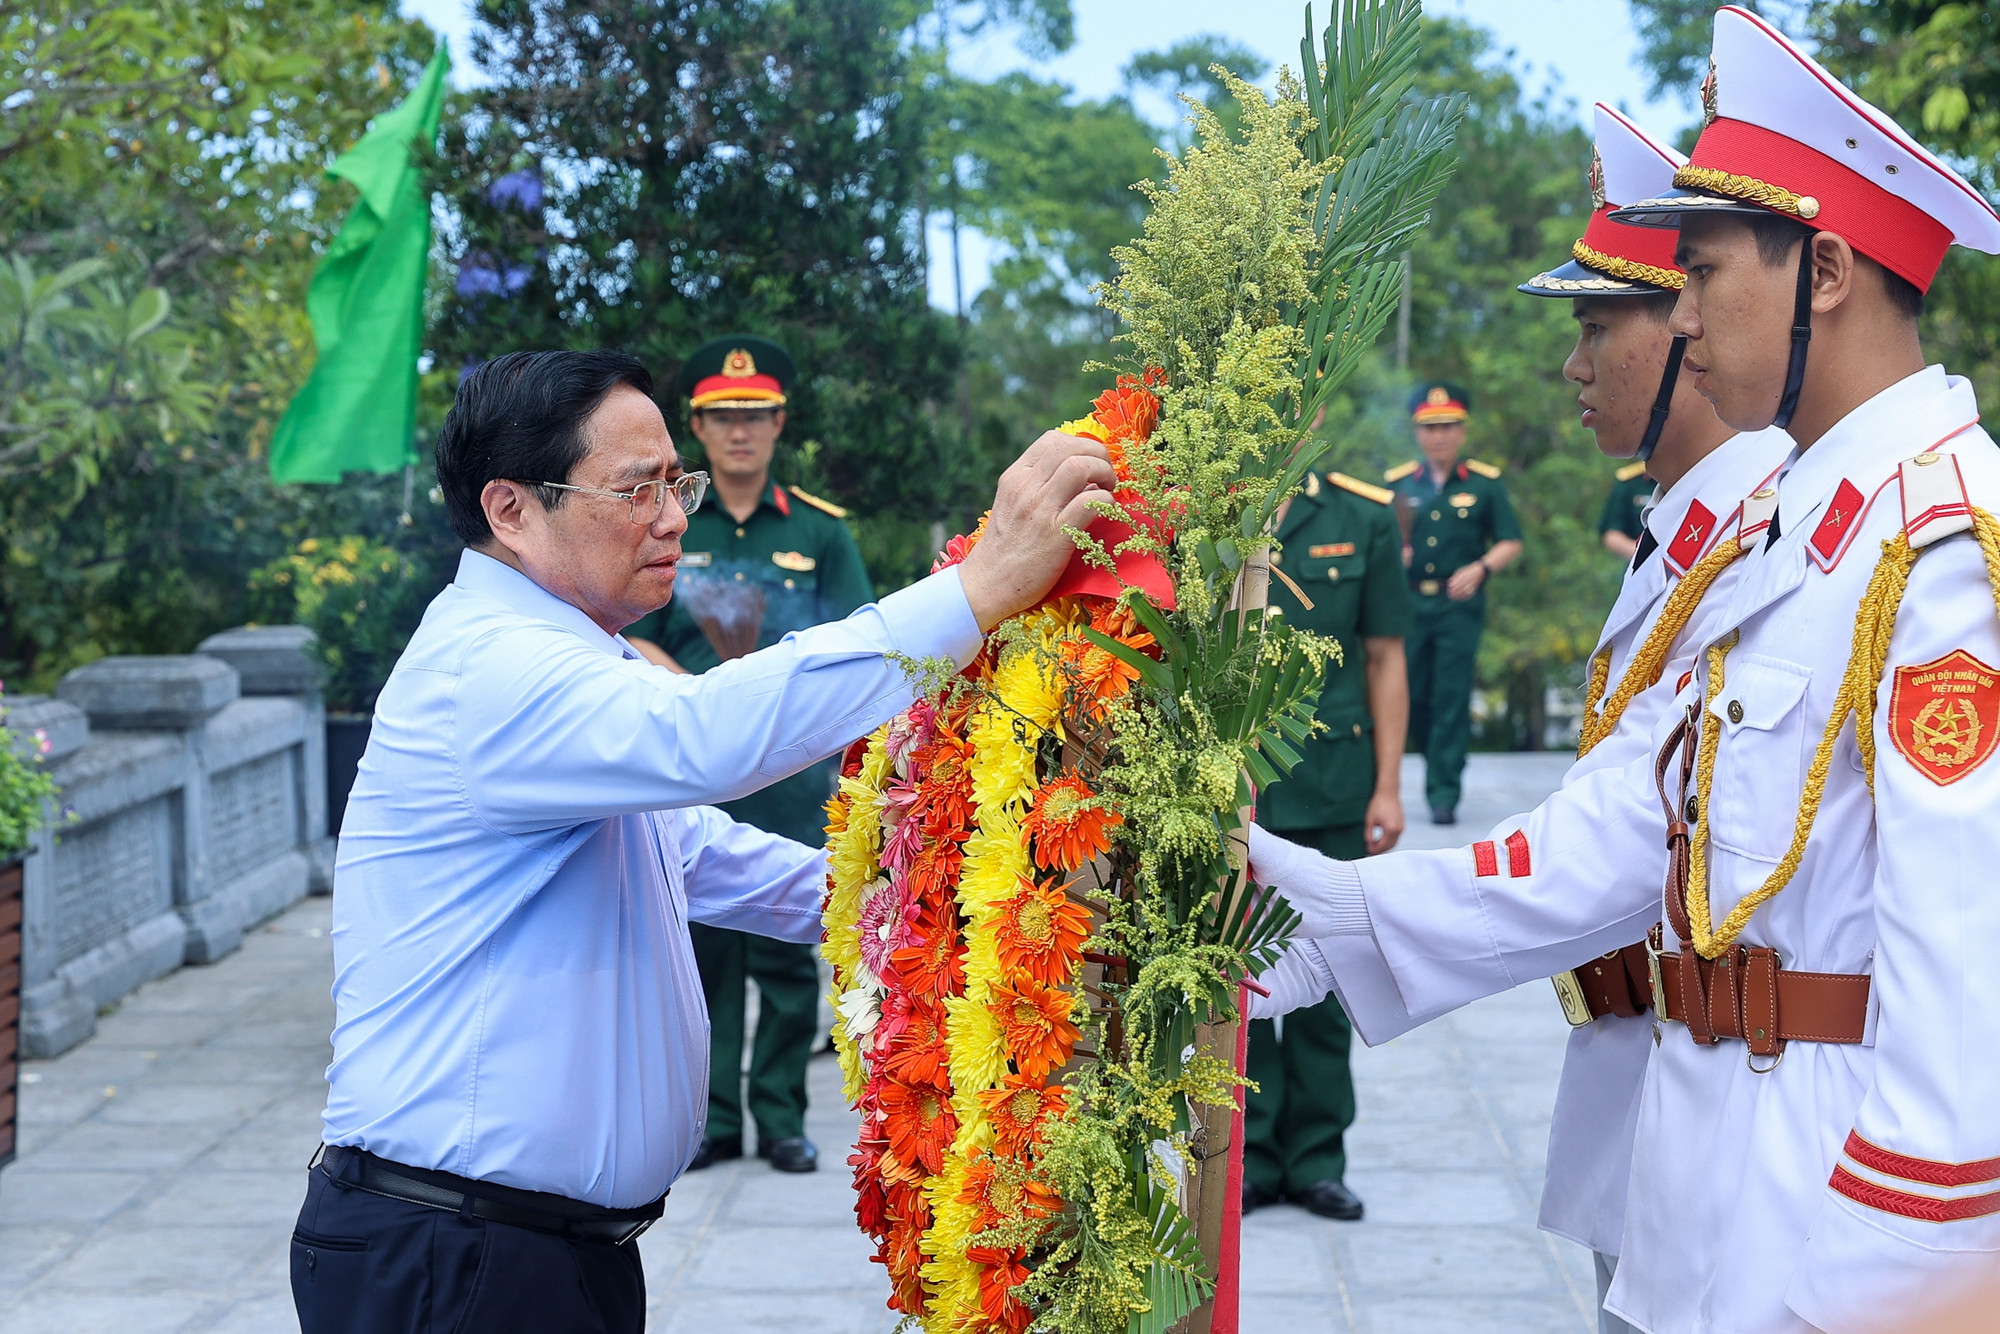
left=770, top=483, right=790, bottom=517
left=1667, top=499, right=1719, bottom=572
left=1810, top=479, right=1867, bottom=561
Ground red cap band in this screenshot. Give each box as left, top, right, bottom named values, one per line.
left=1689, top=118, right=1953, bottom=291
left=1579, top=204, right=1683, bottom=278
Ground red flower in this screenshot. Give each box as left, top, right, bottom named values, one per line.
left=990, top=978, right=1080, bottom=1081
left=881, top=1078, right=959, bottom=1175
left=1022, top=773, right=1122, bottom=873
left=882, top=996, right=952, bottom=1089
left=969, top=1245, right=1036, bottom=1331
left=890, top=904, right=966, bottom=1001
left=994, top=878, right=1093, bottom=987
left=978, top=1074, right=1068, bottom=1159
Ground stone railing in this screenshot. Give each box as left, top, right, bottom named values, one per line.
left=7, top=626, right=331, bottom=1057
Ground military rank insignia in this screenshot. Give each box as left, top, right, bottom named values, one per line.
left=771, top=550, right=817, bottom=572
left=1889, top=650, right=2000, bottom=785
left=1308, top=543, right=1355, bottom=558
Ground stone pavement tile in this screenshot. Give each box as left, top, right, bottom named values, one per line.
left=14, top=1077, right=119, bottom=1126
left=203, top=1120, right=321, bottom=1173
left=96, top=1080, right=283, bottom=1127
left=1237, top=1214, right=1341, bottom=1293
left=1238, top=1292, right=1352, bottom=1334
left=0, top=1291, right=214, bottom=1334
left=650, top=1292, right=899, bottom=1333
left=0, top=1223, right=78, bottom=1287
left=670, top=1223, right=890, bottom=1293
left=199, top=1292, right=297, bottom=1334
left=88, top=1010, right=237, bottom=1049
left=1341, top=1224, right=1568, bottom=1296
left=0, top=1168, right=152, bottom=1224
left=1341, top=1169, right=1530, bottom=1229
left=128, top=1167, right=306, bottom=1228
left=23, top=1118, right=221, bottom=1173
left=171, top=1043, right=331, bottom=1087
left=208, top=1015, right=341, bottom=1050
left=37, top=1224, right=271, bottom=1292
left=719, top=1158, right=867, bottom=1226
left=1347, top=1114, right=1509, bottom=1171
left=120, top=977, right=278, bottom=1015
left=1362, top=1294, right=1589, bottom=1334
left=21, top=1044, right=173, bottom=1087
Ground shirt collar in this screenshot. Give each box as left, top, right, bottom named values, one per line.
left=454, top=548, right=643, bottom=660
left=1776, top=365, right=1974, bottom=521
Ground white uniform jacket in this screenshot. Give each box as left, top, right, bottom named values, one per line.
left=1302, top=430, right=1792, bottom=1260
left=1604, top=366, right=2000, bottom=1333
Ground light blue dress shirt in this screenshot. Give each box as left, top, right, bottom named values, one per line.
left=322, top=549, right=982, bottom=1207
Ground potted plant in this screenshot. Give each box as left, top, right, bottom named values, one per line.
left=251, top=537, right=439, bottom=835
left=0, top=680, right=60, bottom=1173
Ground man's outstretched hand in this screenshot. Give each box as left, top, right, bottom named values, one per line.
left=957, top=431, right=1117, bottom=631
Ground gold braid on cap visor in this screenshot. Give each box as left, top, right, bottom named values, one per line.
left=1671, top=164, right=1822, bottom=220
left=1570, top=240, right=1685, bottom=291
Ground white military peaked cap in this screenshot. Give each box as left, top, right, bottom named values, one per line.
left=1521, top=104, right=1687, bottom=297
left=1613, top=5, right=2000, bottom=291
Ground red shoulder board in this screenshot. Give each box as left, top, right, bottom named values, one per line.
left=770, top=483, right=791, bottom=517
left=1666, top=500, right=1718, bottom=573
left=1890, top=650, right=2000, bottom=786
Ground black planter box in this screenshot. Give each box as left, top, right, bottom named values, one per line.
left=0, top=855, right=21, bottom=1172
left=326, top=713, right=374, bottom=840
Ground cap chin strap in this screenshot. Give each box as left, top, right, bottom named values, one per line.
left=1772, top=241, right=1815, bottom=430
left=1635, top=333, right=1688, bottom=462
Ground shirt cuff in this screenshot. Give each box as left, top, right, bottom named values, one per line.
left=877, top=567, right=985, bottom=670
left=1320, top=858, right=1373, bottom=936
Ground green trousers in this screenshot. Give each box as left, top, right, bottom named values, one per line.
left=1245, top=823, right=1363, bottom=1192
left=1407, top=594, right=1485, bottom=811
left=691, top=923, right=820, bottom=1145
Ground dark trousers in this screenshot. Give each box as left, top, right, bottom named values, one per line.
left=691, top=922, right=819, bottom=1144
left=1407, top=595, right=1484, bottom=811
left=291, top=1154, right=644, bottom=1334
left=1245, top=824, right=1362, bottom=1193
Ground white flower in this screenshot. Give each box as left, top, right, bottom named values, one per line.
left=836, top=987, right=882, bottom=1041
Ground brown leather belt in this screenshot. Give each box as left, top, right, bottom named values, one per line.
left=1650, top=931, right=1870, bottom=1064
left=1551, top=942, right=1654, bottom=1026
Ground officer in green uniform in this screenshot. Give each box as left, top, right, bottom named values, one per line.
left=625, top=336, right=873, bottom=1175
left=1244, top=463, right=1413, bottom=1222
left=1387, top=383, right=1522, bottom=825
left=1597, top=458, right=1653, bottom=563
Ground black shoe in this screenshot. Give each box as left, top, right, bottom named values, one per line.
left=761, top=1136, right=819, bottom=1173
left=1241, top=1180, right=1282, bottom=1215
left=1430, top=805, right=1457, bottom=825
left=688, top=1136, right=743, bottom=1171
left=1292, top=1178, right=1364, bottom=1221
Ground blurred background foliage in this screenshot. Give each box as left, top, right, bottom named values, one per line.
left=4, top=0, right=1997, bottom=747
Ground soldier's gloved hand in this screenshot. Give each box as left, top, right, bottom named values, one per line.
left=1246, top=824, right=1371, bottom=940
left=1246, top=938, right=1337, bottom=1020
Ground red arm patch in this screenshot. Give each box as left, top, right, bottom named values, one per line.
left=1472, top=841, right=1498, bottom=877
left=1504, top=829, right=1531, bottom=877
left=1889, top=650, right=2000, bottom=786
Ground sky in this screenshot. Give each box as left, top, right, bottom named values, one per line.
left=397, top=0, right=1701, bottom=309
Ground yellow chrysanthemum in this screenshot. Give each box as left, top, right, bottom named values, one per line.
left=991, top=646, right=1064, bottom=734
left=967, top=705, right=1040, bottom=812
left=1058, top=414, right=1110, bottom=442
left=943, top=993, right=1010, bottom=1120
left=858, top=727, right=893, bottom=791
left=831, top=995, right=866, bottom=1102
left=958, top=817, right=1032, bottom=918
left=920, top=1156, right=985, bottom=1330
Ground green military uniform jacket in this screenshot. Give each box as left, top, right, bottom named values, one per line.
left=1387, top=457, right=1523, bottom=602
left=1598, top=459, right=1654, bottom=542
left=627, top=480, right=873, bottom=846
left=1255, top=471, right=1414, bottom=832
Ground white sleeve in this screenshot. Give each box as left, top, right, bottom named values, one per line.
left=670, top=806, right=828, bottom=945
left=1787, top=535, right=2000, bottom=1332
left=458, top=569, right=982, bottom=833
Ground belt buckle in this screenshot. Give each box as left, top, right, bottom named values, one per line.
left=1418, top=579, right=1440, bottom=596
left=1747, top=948, right=1785, bottom=1075
left=1646, top=929, right=1668, bottom=1020
left=1550, top=970, right=1595, bottom=1027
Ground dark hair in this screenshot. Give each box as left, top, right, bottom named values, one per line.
left=1636, top=289, right=1679, bottom=325
left=435, top=349, right=655, bottom=544
left=1743, top=212, right=1924, bottom=320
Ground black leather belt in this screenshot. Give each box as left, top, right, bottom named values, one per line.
left=314, top=1145, right=666, bottom=1245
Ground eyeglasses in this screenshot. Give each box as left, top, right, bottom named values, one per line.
left=529, top=471, right=710, bottom=524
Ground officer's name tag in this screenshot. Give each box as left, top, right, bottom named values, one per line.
left=1448, top=492, right=1478, bottom=507
left=771, top=551, right=817, bottom=572
left=681, top=552, right=713, bottom=567
left=1308, top=543, right=1355, bottom=558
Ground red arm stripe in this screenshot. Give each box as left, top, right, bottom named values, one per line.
left=1472, top=841, right=1498, bottom=878
left=1504, top=830, right=1531, bottom=877
left=1844, top=1131, right=2000, bottom=1188
left=1830, top=1165, right=2000, bottom=1224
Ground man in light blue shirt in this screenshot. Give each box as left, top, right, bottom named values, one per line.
left=291, top=349, right=1112, bottom=1333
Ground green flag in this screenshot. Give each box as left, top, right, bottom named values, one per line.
left=270, top=45, right=450, bottom=484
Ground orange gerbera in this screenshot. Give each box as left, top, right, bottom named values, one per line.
left=882, top=996, right=952, bottom=1089
left=880, top=1078, right=959, bottom=1175
left=906, top=834, right=966, bottom=907
left=890, top=905, right=966, bottom=1001
left=917, top=728, right=976, bottom=837
left=994, top=878, right=1093, bottom=987
left=990, top=978, right=1080, bottom=1081
left=977, top=1074, right=1068, bottom=1158
left=968, top=1245, right=1035, bottom=1332
left=1091, top=375, right=1161, bottom=447
left=960, top=1155, right=1061, bottom=1231
left=1021, top=773, right=1122, bottom=872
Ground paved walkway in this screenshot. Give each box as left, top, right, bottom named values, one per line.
left=0, top=752, right=1590, bottom=1333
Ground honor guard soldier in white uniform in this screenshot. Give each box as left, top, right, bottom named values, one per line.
left=1244, top=102, right=1790, bottom=1333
